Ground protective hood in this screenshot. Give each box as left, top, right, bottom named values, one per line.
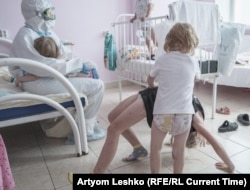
left=21, top=0, right=56, bottom=35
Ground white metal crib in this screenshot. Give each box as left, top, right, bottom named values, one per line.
left=112, top=13, right=220, bottom=119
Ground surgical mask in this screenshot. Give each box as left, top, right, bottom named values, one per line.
left=36, top=7, right=56, bottom=21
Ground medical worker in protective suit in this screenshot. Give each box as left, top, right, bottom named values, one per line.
left=9, top=0, right=106, bottom=141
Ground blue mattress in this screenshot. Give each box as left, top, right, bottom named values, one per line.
left=0, top=97, right=86, bottom=121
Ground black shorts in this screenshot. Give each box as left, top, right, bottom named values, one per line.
left=139, top=87, right=205, bottom=132
left=139, top=87, right=157, bottom=127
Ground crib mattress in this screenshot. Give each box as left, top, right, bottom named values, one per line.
left=118, top=46, right=217, bottom=76
left=119, top=59, right=154, bottom=76
left=120, top=58, right=218, bottom=76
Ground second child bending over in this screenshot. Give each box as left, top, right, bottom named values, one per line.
left=147, top=23, right=200, bottom=173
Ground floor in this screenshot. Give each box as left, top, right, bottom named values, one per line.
left=1, top=81, right=250, bottom=190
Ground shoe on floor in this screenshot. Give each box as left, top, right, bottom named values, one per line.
left=237, top=113, right=250, bottom=126
left=218, top=120, right=238, bottom=132
left=216, top=106, right=230, bottom=115
left=122, top=146, right=148, bottom=162
left=87, top=127, right=106, bottom=142
left=65, top=126, right=107, bottom=144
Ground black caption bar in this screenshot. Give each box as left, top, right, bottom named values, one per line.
left=72, top=174, right=249, bottom=190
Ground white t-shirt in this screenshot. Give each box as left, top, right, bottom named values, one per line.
left=149, top=51, right=200, bottom=115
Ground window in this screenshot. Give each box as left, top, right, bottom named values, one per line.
left=215, top=0, right=250, bottom=25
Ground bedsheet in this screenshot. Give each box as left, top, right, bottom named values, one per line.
left=0, top=83, right=87, bottom=109
left=0, top=83, right=87, bottom=122
left=215, top=50, right=250, bottom=88
left=217, top=64, right=250, bottom=88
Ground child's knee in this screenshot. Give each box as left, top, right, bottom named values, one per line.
left=172, top=147, right=185, bottom=161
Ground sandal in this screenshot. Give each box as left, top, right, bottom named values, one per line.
left=218, top=120, right=238, bottom=132
left=237, top=113, right=250, bottom=126
left=122, top=146, right=148, bottom=162
left=216, top=106, right=230, bottom=115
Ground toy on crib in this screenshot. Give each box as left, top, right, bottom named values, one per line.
left=120, top=48, right=139, bottom=63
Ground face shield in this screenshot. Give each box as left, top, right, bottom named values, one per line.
left=36, top=7, right=56, bottom=21
left=21, top=0, right=56, bottom=34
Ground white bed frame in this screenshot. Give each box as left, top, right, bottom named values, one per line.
left=113, top=14, right=219, bottom=119
left=0, top=56, right=88, bottom=156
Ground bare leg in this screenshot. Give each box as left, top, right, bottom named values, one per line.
left=145, top=37, right=153, bottom=56
left=172, top=129, right=190, bottom=173
left=93, top=95, right=146, bottom=173
left=145, top=28, right=158, bottom=58
left=150, top=28, right=158, bottom=47
left=150, top=122, right=168, bottom=173
left=108, top=94, right=146, bottom=146
left=192, top=113, right=235, bottom=173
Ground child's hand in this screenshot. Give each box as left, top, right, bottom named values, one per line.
left=130, top=15, right=136, bottom=23
left=140, top=17, right=145, bottom=22
left=15, top=78, right=22, bottom=87
left=130, top=18, right=135, bottom=23
left=147, top=75, right=155, bottom=88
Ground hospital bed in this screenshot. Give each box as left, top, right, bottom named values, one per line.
left=215, top=34, right=250, bottom=88
left=0, top=38, right=89, bottom=157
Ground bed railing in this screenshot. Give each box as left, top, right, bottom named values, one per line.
left=112, top=14, right=219, bottom=119
left=0, top=58, right=88, bottom=156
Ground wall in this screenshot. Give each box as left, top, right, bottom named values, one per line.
left=0, top=0, right=132, bottom=82
left=0, top=0, right=214, bottom=83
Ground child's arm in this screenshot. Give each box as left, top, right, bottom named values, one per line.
left=130, top=14, right=137, bottom=23
left=147, top=75, right=155, bottom=87
left=15, top=74, right=39, bottom=87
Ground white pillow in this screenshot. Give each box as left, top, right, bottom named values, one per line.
left=153, top=21, right=175, bottom=58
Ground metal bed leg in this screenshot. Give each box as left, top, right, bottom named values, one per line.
left=212, top=76, right=218, bottom=119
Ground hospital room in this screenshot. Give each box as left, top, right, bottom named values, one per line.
left=0, top=0, right=250, bottom=189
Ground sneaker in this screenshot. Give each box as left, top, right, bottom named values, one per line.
left=151, top=54, right=155, bottom=60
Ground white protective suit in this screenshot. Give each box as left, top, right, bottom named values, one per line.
left=9, top=0, right=106, bottom=141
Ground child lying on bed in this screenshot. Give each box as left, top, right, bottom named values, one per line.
left=15, top=36, right=99, bottom=87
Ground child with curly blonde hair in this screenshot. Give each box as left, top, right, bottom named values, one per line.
left=147, top=23, right=200, bottom=173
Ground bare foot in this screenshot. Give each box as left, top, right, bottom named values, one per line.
left=215, top=162, right=234, bottom=173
